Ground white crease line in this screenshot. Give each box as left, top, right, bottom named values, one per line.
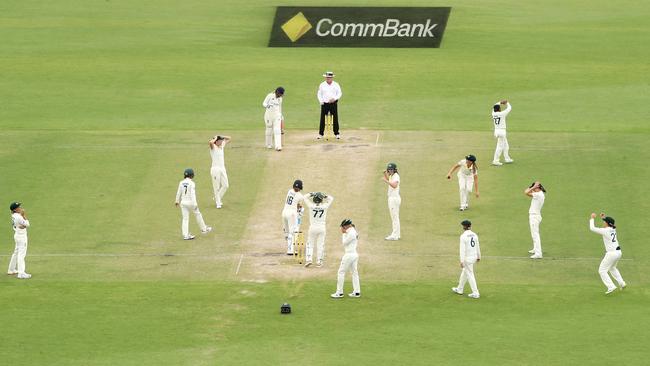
left=375, top=132, right=380, bottom=146
left=235, top=254, right=244, bottom=275
left=0, top=253, right=232, bottom=258
left=391, top=253, right=634, bottom=261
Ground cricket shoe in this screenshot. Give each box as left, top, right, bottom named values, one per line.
left=336, top=135, right=341, bottom=140
left=528, top=249, right=535, bottom=254
left=266, top=145, right=272, bottom=149
left=276, top=148, right=282, bottom=151
left=504, top=159, right=514, bottom=163
left=530, top=254, right=543, bottom=259
left=451, top=287, right=463, bottom=295
left=492, top=161, right=503, bottom=166
left=317, top=261, right=323, bottom=267
left=384, top=236, right=399, bottom=241
left=468, top=293, right=480, bottom=299
left=17, top=273, right=32, bottom=279
left=216, top=204, right=222, bottom=209
left=7, top=271, right=18, bottom=275
left=316, top=136, right=322, bottom=140
left=620, top=282, right=627, bottom=289
left=184, top=235, right=196, bottom=240
left=304, top=261, right=312, bottom=268
left=348, top=292, right=361, bottom=298
left=605, top=287, right=617, bottom=294
left=201, top=226, right=213, bottom=234
left=330, top=293, right=344, bottom=299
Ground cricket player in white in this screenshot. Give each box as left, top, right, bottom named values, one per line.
left=525, top=181, right=546, bottom=259
left=447, top=155, right=479, bottom=211
left=590, top=213, right=627, bottom=294
left=382, top=162, right=401, bottom=240
left=262, top=87, right=284, bottom=151
left=302, top=192, right=334, bottom=267
left=282, top=179, right=304, bottom=255
left=175, top=168, right=212, bottom=240
left=452, top=220, right=481, bottom=298
left=7, top=202, right=31, bottom=279
left=331, top=219, right=361, bottom=298
left=209, top=135, right=230, bottom=208
left=491, top=100, right=514, bottom=166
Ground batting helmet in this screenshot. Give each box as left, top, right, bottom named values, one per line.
left=387, top=162, right=397, bottom=171
left=184, top=168, right=195, bottom=178
left=9, top=202, right=21, bottom=211
left=340, top=218, right=353, bottom=227
left=313, top=192, right=324, bottom=204
left=293, top=180, right=303, bottom=190
left=465, top=155, right=476, bottom=162
left=461, top=220, right=472, bottom=228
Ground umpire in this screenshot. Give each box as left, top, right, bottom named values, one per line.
left=317, top=71, right=342, bottom=139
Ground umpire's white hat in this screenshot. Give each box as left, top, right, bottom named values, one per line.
left=323, top=71, right=335, bottom=77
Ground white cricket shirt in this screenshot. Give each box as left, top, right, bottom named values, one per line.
left=529, top=191, right=545, bottom=215
left=387, top=173, right=400, bottom=197
left=263, top=92, right=283, bottom=115
left=12, top=213, right=29, bottom=237
left=342, top=226, right=358, bottom=254
left=589, top=219, right=619, bottom=252
left=460, top=230, right=481, bottom=261
left=304, top=196, right=334, bottom=226
left=457, top=160, right=478, bottom=178
left=176, top=178, right=197, bottom=204
left=317, top=81, right=342, bottom=104
left=210, top=141, right=227, bottom=169
left=283, top=189, right=304, bottom=211
left=492, top=102, right=511, bottom=130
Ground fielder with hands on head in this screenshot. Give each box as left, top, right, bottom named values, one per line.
left=525, top=181, right=546, bottom=259
left=209, top=135, right=231, bottom=209
left=7, top=202, right=31, bottom=279
left=331, top=219, right=361, bottom=299
left=382, top=162, right=401, bottom=240
left=262, top=87, right=284, bottom=151
left=175, top=168, right=212, bottom=240
left=282, top=180, right=305, bottom=255
left=590, top=212, right=627, bottom=294
left=317, top=71, right=342, bottom=140
left=447, top=155, right=479, bottom=211
left=491, top=100, right=513, bottom=166
left=302, top=192, right=334, bottom=267
left=452, top=220, right=481, bottom=299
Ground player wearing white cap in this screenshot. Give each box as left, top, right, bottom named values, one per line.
left=452, top=220, right=481, bottom=299
left=491, top=100, right=514, bottom=166
left=382, top=162, right=401, bottom=240
left=446, top=155, right=479, bottom=211
left=175, top=168, right=212, bottom=240
left=209, top=135, right=230, bottom=209
left=262, top=87, right=284, bottom=151
left=525, top=181, right=546, bottom=259
left=331, top=219, right=361, bottom=298
left=282, top=179, right=304, bottom=255
left=7, top=202, right=31, bottom=279
left=317, top=71, right=342, bottom=139
left=303, top=192, right=334, bottom=267
left=590, top=213, right=627, bottom=294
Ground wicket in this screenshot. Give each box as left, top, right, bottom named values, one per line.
left=293, top=231, right=305, bottom=264
left=324, top=113, right=334, bottom=141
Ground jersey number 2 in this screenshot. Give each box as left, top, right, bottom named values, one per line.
left=610, top=233, right=617, bottom=243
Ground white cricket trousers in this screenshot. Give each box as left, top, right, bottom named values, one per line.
left=337, top=253, right=360, bottom=294
left=458, top=175, right=474, bottom=209
left=493, top=129, right=511, bottom=163
left=306, top=224, right=326, bottom=263
left=282, top=209, right=298, bottom=253
left=210, top=167, right=229, bottom=206
left=529, top=214, right=543, bottom=257
left=180, top=202, right=207, bottom=238
left=264, top=111, right=282, bottom=150
left=388, top=196, right=401, bottom=238
left=457, top=257, right=479, bottom=295
left=599, top=250, right=625, bottom=290
left=8, top=235, right=28, bottom=275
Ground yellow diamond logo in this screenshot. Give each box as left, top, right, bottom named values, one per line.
left=281, top=12, right=312, bottom=42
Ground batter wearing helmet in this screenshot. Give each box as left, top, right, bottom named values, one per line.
left=382, top=162, right=401, bottom=240
left=175, top=168, right=212, bottom=240
left=302, top=192, right=334, bottom=267
left=262, top=87, right=285, bottom=151
left=282, top=179, right=304, bottom=255
left=590, top=213, right=627, bottom=294
left=331, top=219, right=361, bottom=298
left=447, top=155, right=480, bottom=211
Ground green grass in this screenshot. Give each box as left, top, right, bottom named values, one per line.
left=1, top=0, right=649, bottom=364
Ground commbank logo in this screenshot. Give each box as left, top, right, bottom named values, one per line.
left=281, top=12, right=313, bottom=42
left=269, top=7, right=451, bottom=48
